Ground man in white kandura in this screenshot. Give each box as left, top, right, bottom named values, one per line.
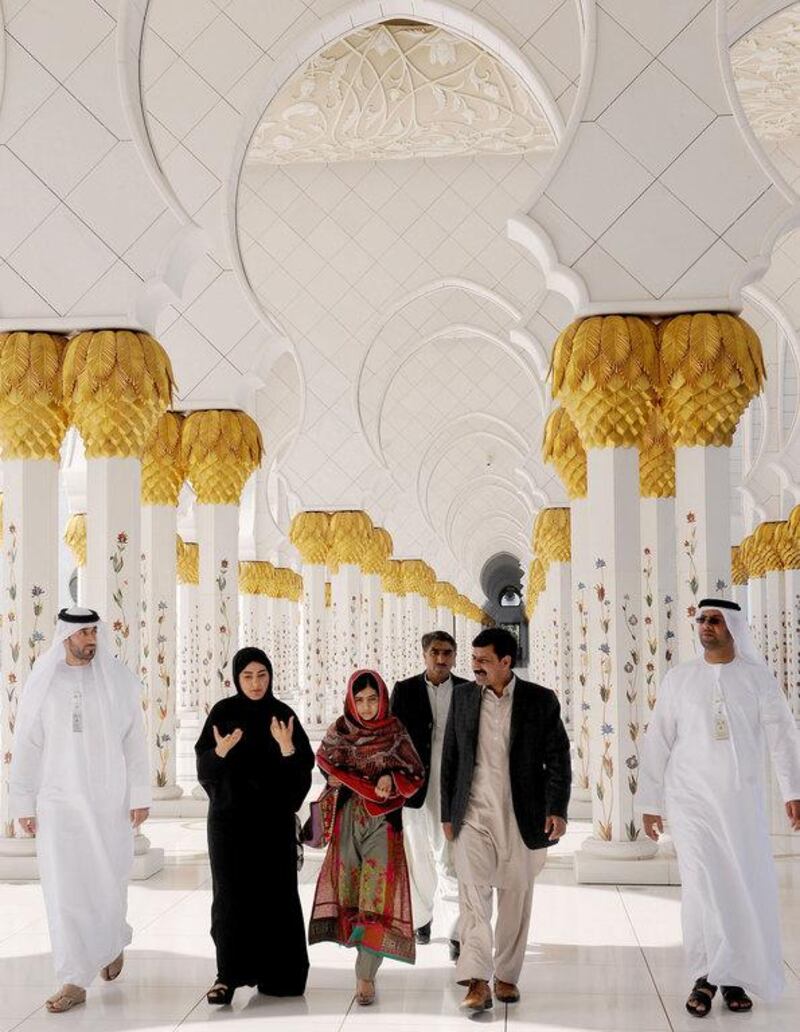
left=639, top=598, right=800, bottom=1018
left=9, top=607, right=151, bottom=1013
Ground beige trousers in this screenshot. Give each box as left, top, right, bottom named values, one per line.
left=454, top=846, right=547, bottom=985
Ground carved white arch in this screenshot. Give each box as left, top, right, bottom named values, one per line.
left=375, top=324, right=544, bottom=462
left=222, top=0, right=564, bottom=371
left=356, top=281, right=544, bottom=457
left=416, top=412, right=531, bottom=525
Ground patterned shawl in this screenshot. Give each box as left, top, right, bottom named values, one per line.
left=316, top=668, right=424, bottom=816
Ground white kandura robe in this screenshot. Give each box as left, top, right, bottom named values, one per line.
left=10, top=660, right=150, bottom=988
left=638, top=656, right=800, bottom=1001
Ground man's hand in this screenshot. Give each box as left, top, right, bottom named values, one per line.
left=643, top=814, right=664, bottom=841
left=442, top=821, right=454, bottom=842
left=544, top=815, right=567, bottom=841
left=213, top=725, right=243, bottom=758
left=130, top=808, right=149, bottom=829
left=786, top=800, right=800, bottom=831
left=375, top=774, right=394, bottom=800
left=19, top=817, right=36, bottom=837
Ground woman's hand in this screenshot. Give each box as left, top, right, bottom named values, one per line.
left=270, top=715, right=295, bottom=756
left=213, top=725, right=243, bottom=758
left=375, top=774, right=394, bottom=800
left=326, top=775, right=342, bottom=788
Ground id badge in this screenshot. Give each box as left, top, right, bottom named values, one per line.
left=72, top=690, right=83, bottom=733
left=713, top=713, right=729, bottom=740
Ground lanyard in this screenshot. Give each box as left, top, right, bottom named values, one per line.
left=72, top=689, right=83, bottom=733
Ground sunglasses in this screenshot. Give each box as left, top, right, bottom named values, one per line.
left=695, top=615, right=723, bottom=626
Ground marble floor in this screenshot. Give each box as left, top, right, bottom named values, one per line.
left=1, top=818, right=799, bottom=1032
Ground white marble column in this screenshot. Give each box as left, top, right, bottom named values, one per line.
left=400, top=560, right=435, bottom=678
left=289, top=512, right=331, bottom=728
left=454, top=600, right=470, bottom=677
left=86, top=458, right=142, bottom=669
left=176, top=540, right=200, bottom=715
left=766, top=565, right=786, bottom=692
left=140, top=413, right=185, bottom=801
left=182, top=410, right=263, bottom=714
left=330, top=562, right=363, bottom=703
left=141, top=505, right=181, bottom=799
left=0, top=332, right=68, bottom=877
left=302, top=564, right=328, bottom=728
left=573, top=447, right=658, bottom=876
left=1, top=460, right=61, bottom=868
left=780, top=517, right=800, bottom=718
left=673, top=448, right=731, bottom=662
left=640, top=498, right=677, bottom=715
left=360, top=526, right=392, bottom=671
left=238, top=561, right=265, bottom=650
left=381, top=564, right=404, bottom=689
left=64, top=331, right=174, bottom=672
left=196, top=504, right=239, bottom=712
left=63, top=512, right=87, bottom=604
left=569, top=499, right=591, bottom=799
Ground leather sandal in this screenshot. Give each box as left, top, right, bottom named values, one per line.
left=206, top=982, right=234, bottom=1005
left=101, top=952, right=124, bottom=981
left=45, top=985, right=86, bottom=1013
left=355, top=979, right=375, bottom=1006
left=721, top=986, right=753, bottom=1012
left=685, top=976, right=717, bottom=1018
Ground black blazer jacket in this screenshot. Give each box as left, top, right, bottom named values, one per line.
left=440, top=677, right=571, bottom=849
left=389, top=671, right=469, bottom=809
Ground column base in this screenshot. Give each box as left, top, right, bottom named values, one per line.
left=133, top=832, right=164, bottom=880
left=150, top=795, right=208, bottom=818
left=574, top=834, right=665, bottom=884
left=568, top=786, right=592, bottom=821
left=0, top=834, right=164, bottom=881
left=152, top=785, right=184, bottom=801
left=0, top=835, right=37, bottom=879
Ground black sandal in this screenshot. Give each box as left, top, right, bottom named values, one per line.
left=721, top=986, right=753, bottom=1012
left=206, top=982, right=234, bottom=1005
left=686, top=977, right=717, bottom=1017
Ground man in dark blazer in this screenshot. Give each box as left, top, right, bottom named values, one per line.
left=441, top=627, right=571, bottom=1011
left=390, top=631, right=468, bottom=960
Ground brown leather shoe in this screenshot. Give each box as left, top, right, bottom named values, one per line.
left=493, top=978, right=520, bottom=1003
left=461, top=979, right=492, bottom=1010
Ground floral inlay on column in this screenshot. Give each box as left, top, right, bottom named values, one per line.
left=593, top=558, right=613, bottom=842
left=110, top=531, right=130, bottom=664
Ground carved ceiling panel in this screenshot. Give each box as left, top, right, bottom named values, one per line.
left=731, top=8, right=800, bottom=141
left=249, top=22, right=555, bottom=164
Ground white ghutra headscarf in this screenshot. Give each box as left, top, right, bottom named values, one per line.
left=696, top=597, right=767, bottom=669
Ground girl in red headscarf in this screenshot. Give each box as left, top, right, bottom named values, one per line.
left=309, top=669, right=424, bottom=1005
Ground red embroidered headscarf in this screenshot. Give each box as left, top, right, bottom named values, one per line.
left=316, top=669, right=424, bottom=815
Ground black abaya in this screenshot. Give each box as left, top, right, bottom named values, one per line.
left=195, top=650, right=314, bottom=994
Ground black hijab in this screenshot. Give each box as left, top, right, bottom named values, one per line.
left=232, top=647, right=274, bottom=701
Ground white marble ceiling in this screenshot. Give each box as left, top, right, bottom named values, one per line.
left=4, top=1, right=800, bottom=591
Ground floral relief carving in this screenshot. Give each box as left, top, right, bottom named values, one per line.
left=732, top=10, right=800, bottom=143
left=250, top=23, right=553, bottom=165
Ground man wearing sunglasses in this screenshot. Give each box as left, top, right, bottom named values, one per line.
left=638, top=597, right=800, bottom=1019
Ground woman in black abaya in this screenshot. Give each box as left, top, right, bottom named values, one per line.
left=196, top=647, right=313, bottom=1004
